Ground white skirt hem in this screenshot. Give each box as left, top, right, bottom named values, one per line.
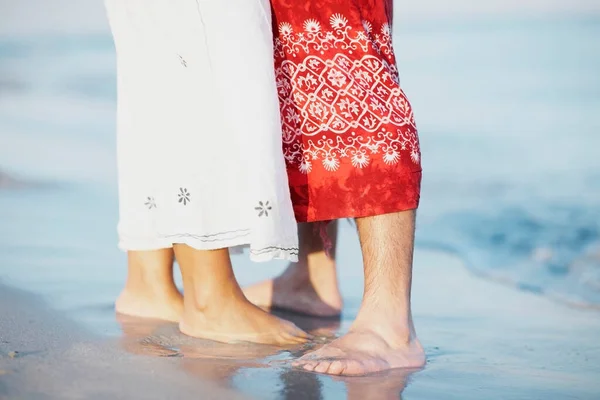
left=118, top=236, right=299, bottom=263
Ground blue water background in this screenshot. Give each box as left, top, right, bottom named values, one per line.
left=0, top=15, right=599, bottom=320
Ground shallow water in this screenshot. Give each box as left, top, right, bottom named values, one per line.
left=1, top=12, right=600, bottom=400
left=403, top=16, right=600, bottom=307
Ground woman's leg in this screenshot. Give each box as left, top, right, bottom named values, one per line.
left=115, top=249, right=183, bottom=322
left=174, top=245, right=309, bottom=345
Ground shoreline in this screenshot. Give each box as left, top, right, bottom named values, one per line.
left=1, top=249, right=599, bottom=399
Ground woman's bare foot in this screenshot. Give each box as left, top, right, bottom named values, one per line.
left=115, top=249, right=183, bottom=322
left=174, top=244, right=309, bottom=345
left=293, top=322, right=425, bottom=376
left=179, top=296, right=310, bottom=345
left=244, top=222, right=342, bottom=318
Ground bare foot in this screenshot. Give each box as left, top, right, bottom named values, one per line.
left=292, top=210, right=426, bottom=376
left=245, top=222, right=342, bottom=318
left=244, top=271, right=342, bottom=318
left=173, top=244, right=309, bottom=346
left=179, top=297, right=310, bottom=345
left=115, top=288, right=183, bottom=323
left=293, top=327, right=425, bottom=376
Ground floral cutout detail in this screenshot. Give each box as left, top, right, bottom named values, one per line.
left=144, top=196, right=156, bottom=209
left=178, top=188, right=191, bottom=205
left=178, top=55, right=187, bottom=67
left=255, top=201, right=272, bottom=217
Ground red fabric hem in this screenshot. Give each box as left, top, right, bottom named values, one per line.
left=290, top=161, right=422, bottom=223
left=295, top=200, right=421, bottom=223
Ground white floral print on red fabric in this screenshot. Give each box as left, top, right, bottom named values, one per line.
left=274, top=13, right=420, bottom=173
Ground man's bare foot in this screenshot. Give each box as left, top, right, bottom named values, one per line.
left=115, top=288, right=183, bottom=323
left=244, top=222, right=342, bottom=318
left=293, top=325, right=425, bottom=376
left=179, top=296, right=310, bottom=345
left=294, top=211, right=426, bottom=376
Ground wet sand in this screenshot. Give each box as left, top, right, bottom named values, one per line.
left=0, top=283, right=248, bottom=400
left=1, top=245, right=599, bottom=399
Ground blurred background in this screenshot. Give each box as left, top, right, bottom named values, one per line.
left=1, top=0, right=598, bottom=307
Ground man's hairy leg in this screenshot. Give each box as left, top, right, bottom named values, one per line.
left=294, top=210, right=425, bottom=376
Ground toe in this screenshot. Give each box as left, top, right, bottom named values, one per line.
left=291, top=357, right=307, bottom=368
left=342, top=359, right=364, bottom=376
left=292, top=326, right=311, bottom=339
left=293, top=348, right=326, bottom=367
left=313, top=361, right=332, bottom=374
left=343, top=359, right=383, bottom=376
left=272, top=319, right=311, bottom=344
left=289, top=335, right=309, bottom=345
left=284, top=331, right=309, bottom=344
left=286, top=322, right=313, bottom=341
left=326, top=360, right=346, bottom=375
left=301, top=362, right=318, bottom=372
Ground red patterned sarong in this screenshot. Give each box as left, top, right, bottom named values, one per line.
left=271, top=0, right=422, bottom=222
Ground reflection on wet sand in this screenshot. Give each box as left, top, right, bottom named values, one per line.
left=177, top=340, right=282, bottom=385
left=115, top=313, right=180, bottom=357
left=114, top=312, right=417, bottom=399
left=270, top=363, right=415, bottom=400
left=335, top=368, right=416, bottom=400
left=273, top=369, right=323, bottom=400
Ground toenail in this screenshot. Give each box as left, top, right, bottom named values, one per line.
left=303, top=363, right=316, bottom=371
left=315, top=362, right=330, bottom=373
left=328, top=360, right=345, bottom=375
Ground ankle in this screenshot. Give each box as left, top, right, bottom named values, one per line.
left=121, top=278, right=180, bottom=299
left=125, top=266, right=176, bottom=288
left=280, top=261, right=310, bottom=284
left=282, top=257, right=337, bottom=285
left=353, top=304, right=417, bottom=344
left=350, top=322, right=416, bottom=349
left=185, top=285, right=247, bottom=316
left=306, top=259, right=337, bottom=283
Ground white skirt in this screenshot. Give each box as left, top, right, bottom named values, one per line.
left=104, top=0, right=299, bottom=262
